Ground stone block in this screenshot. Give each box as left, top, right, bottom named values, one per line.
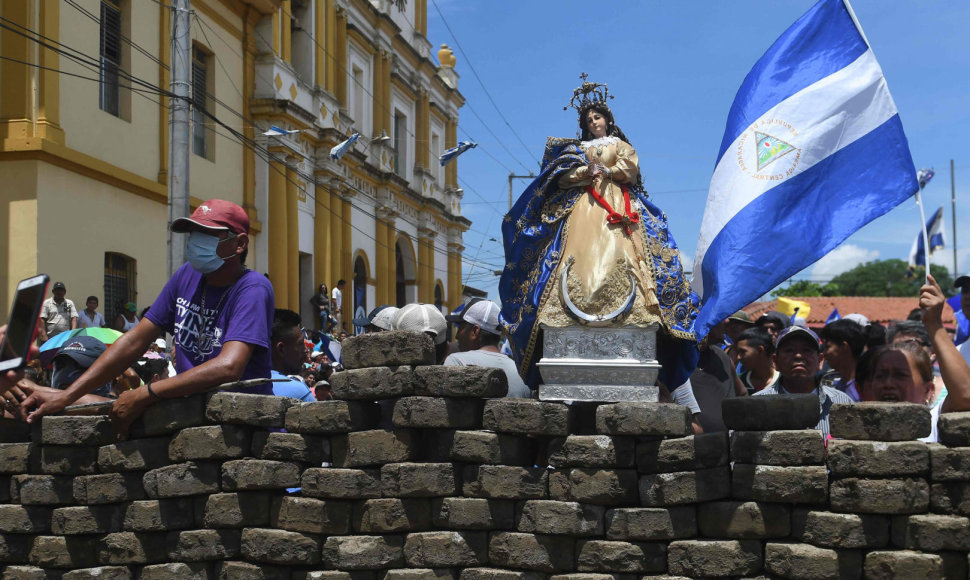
left=721, top=395, right=819, bottom=431
left=28, top=536, right=99, bottom=568
left=431, top=498, right=514, bottom=530
left=39, top=416, right=113, bottom=446
left=604, top=506, right=696, bottom=541
left=0, top=418, right=30, bottom=442
left=330, top=367, right=404, bottom=400
left=516, top=501, right=603, bottom=536
left=938, top=412, right=970, bottom=446
left=130, top=395, right=207, bottom=437
left=213, top=561, right=289, bottom=580
left=166, top=529, right=241, bottom=561
left=143, top=462, right=220, bottom=498
left=220, top=460, right=300, bottom=490
left=412, top=366, right=509, bottom=398
left=97, top=437, right=170, bottom=472
left=636, top=433, right=728, bottom=473
left=10, top=475, right=74, bottom=505
left=547, top=469, right=638, bottom=506
left=548, top=576, right=632, bottom=580
left=302, top=468, right=382, bottom=499
left=272, top=496, right=351, bottom=534
left=320, top=535, right=406, bottom=570
left=384, top=570, right=455, bottom=580
left=827, top=440, right=929, bottom=477
left=790, top=509, right=890, bottom=549
left=331, top=429, right=415, bottom=467
left=392, top=397, right=483, bottom=429
left=240, top=527, right=321, bottom=565
left=594, top=403, right=690, bottom=437
left=342, top=330, right=435, bottom=369
left=729, top=430, right=825, bottom=466
left=829, top=478, right=929, bottom=514
left=697, top=501, right=790, bottom=539
left=61, top=567, right=130, bottom=580
left=250, top=431, right=329, bottom=463
left=73, top=473, right=145, bottom=504
left=864, top=550, right=942, bottom=580
left=0, top=506, right=51, bottom=534
left=36, top=445, right=98, bottom=475
left=460, top=570, right=545, bottom=580
left=764, top=542, right=860, bottom=580
left=285, top=400, right=381, bottom=433
left=448, top=431, right=535, bottom=466
left=547, top=436, right=635, bottom=468
left=200, top=492, right=271, bottom=528
left=931, top=446, right=970, bottom=480
left=404, top=531, right=488, bottom=567
left=205, top=392, right=294, bottom=428
left=0, top=444, right=33, bottom=474
left=892, top=514, right=970, bottom=551
left=463, top=465, right=548, bottom=499
left=829, top=402, right=930, bottom=441
left=138, top=562, right=210, bottom=580
left=304, top=572, right=379, bottom=580
left=98, top=531, right=168, bottom=564
left=931, top=481, right=970, bottom=516
left=123, top=499, right=194, bottom=532
left=0, top=534, right=33, bottom=565
left=575, top=540, right=666, bottom=573
left=380, top=463, right=457, bottom=497
left=483, top=399, right=573, bottom=436
left=488, top=532, right=574, bottom=573
left=51, top=505, right=123, bottom=535
left=0, top=566, right=50, bottom=580
left=352, top=499, right=431, bottom=533
left=731, top=464, right=828, bottom=504
left=639, top=467, right=730, bottom=506
left=168, top=425, right=251, bottom=461
left=666, top=540, right=762, bottom=578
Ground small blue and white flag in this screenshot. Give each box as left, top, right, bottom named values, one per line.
left=917, top=168, right=935, bottom=189
left=947, top=295, right=969, bottom=347
left=263, top=125, right=301, bottom=137
left=439, top=141, right=477, bottom=166
left=907, top=206, right=945, bottom=276
left=691, top=0, right=918, bottom=340
left=329, top=133, right=360, bottom=161
left=825, top=308, right=841, bottom=325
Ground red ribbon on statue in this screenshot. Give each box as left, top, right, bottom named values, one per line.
left=586, top=183, right=640, bottom=236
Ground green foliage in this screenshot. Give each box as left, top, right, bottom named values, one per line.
left=825, top=259, right=955, bottom=297
left=773, top=280, right=841, bottom=297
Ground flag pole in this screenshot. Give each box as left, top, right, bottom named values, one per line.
left=914, top=183, right=932, bottom=284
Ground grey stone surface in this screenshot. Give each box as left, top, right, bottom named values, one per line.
left=97, top=531, right=168, bottom=564
left=28, top=535, right=99, bottom=568
left=302, top=468, right=382, bottom=499
left=330, top=367, right=404, bottom=400
left=285, top=400, right=381, bottom=433
left=36, top=445, right=98, bottom=475
left=73, top=473, right=145, bottom=504
left=123, top=499, right=195, bottom=532
left=136, top=563, right=210, bottom=580
left=930, top=446, right=970, bottom=480
left=731, top=464, right=828, bottom=504
left=168, top=425, right=251, bottom=461
left=274, top=496, right=351, bottom=534
left=240, top=527, right=321, bottom=565
left=763, top=542, right=858, bottom=580
left=547, top=469, right=638, bottom=506
left=0, top=505, right=51, bottom=534
left=729, top=430, right=824, bottom=466
left=250, top=430, right=329, bottom=463
left=131, top=396, right=207, bottom=437
left=891, top=513, right=970, bottom=551
left=166, top=529, right=241, bottom=561
left=548, top=436, right=635, bottom=468
left=516, top=500, right=605, bottom=536
left=0, top=444, right=33, bottom=475
left=199, top=492, right=271, bottom=528
left=483, top=399, right=573, bottom=436
left=639, top=467, right=731, bottom=506
left=143, top=462, right=220, bottom=499
left=829, top=478, right=929, bottom=514
left=460, top=569, right=545, bottom=580
left=720, top=395, right=819, bottom=431
left=790, top=509, right=890, bottom=549
left=412, top=366, right=509, bottom=398
left=488, top=532, right=575, bottom=573
left=220, top=459, right=301, bottom=490
left=431, top=498, right=514, bottom=530
left=205, top=392, right=294, bottom=428
left=697, top=501, right=790, bottom=539
left=39, top=416, right=114, bottom=446
left=61, top=567, right=131, bottom=580
left=827, top=440, right=929, bottom=477
left=341, top=330, right=435, bottom=369
left=636, top=433, right=728, bottom=474
left=382, top=463, right=457, bottom=497
left=392, top=397, right=483, bottom=429
left=320, top=535, right=406, bottom=570
left=331, top=429, right=415, bottom=467
left=97, top=437, right=171, bottom=472
left=666, top=540, right=762, bottom=577
left=575, top=540, right=666, bottom=573
left=938, top=412, right=970, bottom=446
left=353, top=499, right=431, bottom=533
left=864, top=550, right=943, bottom=579
left=594, top=403, right=690, bottom=437
left=11, top=474, right=74, bottom=505
left=403, top=531, right=488, bottom=567
left=462, top=465, right=548, bottom=499
left=605, top=506, right=697, bottom=541
left=829, top=402, right=931, bottom=441
left=448, top=431, right=535, bottom=466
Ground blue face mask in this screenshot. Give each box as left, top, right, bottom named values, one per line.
left=186, top=231, right=233, bottom=274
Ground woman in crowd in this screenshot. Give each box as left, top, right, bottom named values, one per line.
left=309, top=283, right=331, bottom=332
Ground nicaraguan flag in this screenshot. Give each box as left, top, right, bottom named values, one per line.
left=263, top=125, right=301, bottom=137
left=825, top=308, right=841, bottom=325
left=439, top=141, right=477, bottom=166
left=908, top=205, right=945, bottom=272
left=691, top=0, right=917, bottom=340
left=329, top=133, right=360, bottom=161
left=947, top=295, right=969, bottom=347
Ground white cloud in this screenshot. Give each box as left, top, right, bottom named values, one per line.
left=811, top=244, right=880, bottom=281
left=930, top=246, right=970, bottom=276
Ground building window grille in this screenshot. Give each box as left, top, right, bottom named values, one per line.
left=99, top=0, right=122, bottom=116
left=104, top=252, right=136, bottom=325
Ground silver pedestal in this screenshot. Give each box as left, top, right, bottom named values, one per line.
left=536, top=324, right=660, bottom=402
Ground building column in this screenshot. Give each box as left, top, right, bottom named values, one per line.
left=325, top=0, right=337, bottom=93
left=415, top=0, right=427, bottom=36
left=313, top=183, right=331, bottom=298
left=314, top=0, right=325, bottom=88
left=242, top=10, right=257, bottom=219
left=36, top=0, right=64, bottom=144
left=375, top=218, right=388, bottom=306
left=328, top=189, right=343, bottom=290
left=268, top=159, right=289, bottom=308
left=285, top=165, right=300, bottom=312
left=447, top=242, right=463, bottom=311
left=271, top=9, right=281, bottom=56
left=445, top=119, right=458, bottom=188
left=0, top=1, right=33, bottom=141
left=381, top=53, right=392, bottom=136
left=371, top=52, right=384, bottom=136
left=281, top=0, right=292, bottom=63
left=417, top=230, right=433, bottom=302
left=335, top=9, right=348, bottom=104
left=416, top=91, right=430, bottom=169
left=341, top=196, right=352, bottom=325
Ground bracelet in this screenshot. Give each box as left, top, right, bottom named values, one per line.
left=145, top=382, right=165, bottom=400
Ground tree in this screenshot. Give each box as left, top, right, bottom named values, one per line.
left=827, top=259, right=954, bottom=297
left=773, top=280, right=841, bottom=297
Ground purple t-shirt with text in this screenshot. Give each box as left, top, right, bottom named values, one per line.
left=146, top=263, right=274, bottom=391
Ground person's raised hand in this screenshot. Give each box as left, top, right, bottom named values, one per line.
left=109, top=387, right=152, bottom=439
left=920, top=274, right=946, bottom=331
left=20, top=388, right=72, bottom=423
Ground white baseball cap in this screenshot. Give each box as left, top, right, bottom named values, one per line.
left=370, top=306, right=399, bottom=331
left=394, top=303, right=448, bottom=345
left=446, top=298, right=502, bottom=336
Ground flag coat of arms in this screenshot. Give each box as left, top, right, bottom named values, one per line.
left=692, top=0, right=918, bottom=339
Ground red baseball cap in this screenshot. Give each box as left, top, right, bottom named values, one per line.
left=170, top=199, right=249, bottom=235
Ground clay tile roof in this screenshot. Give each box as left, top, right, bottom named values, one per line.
left=742, top=296, right=957, bottom=329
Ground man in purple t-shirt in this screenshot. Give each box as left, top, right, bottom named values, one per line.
left=23, top=199, right=274, bottom=433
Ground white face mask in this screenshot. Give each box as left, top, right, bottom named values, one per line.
left=186, top=231, right=234, bottom=274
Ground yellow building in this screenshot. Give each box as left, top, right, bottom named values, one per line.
left=0, top=0, right=468, bottom=330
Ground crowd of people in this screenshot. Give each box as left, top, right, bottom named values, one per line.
left=2, top=198, right=969, bottom=447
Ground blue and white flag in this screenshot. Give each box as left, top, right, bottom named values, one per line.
left=825, top=308, right=841, bottom=325
left=329, top=133, right=360, bottom=161
left=917, top=168, right=935, bottom=189
left=263, top=125, right=301, bottom=137
left=947, top=295, right=969, bottom=347
left=907, top=206, right=945, bottom=272
left=691, top=0, right=917, bottom=340
left=439, top=141, right=477, bottom=166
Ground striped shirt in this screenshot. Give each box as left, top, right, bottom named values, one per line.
left=752, top=380, right=854, bottom=438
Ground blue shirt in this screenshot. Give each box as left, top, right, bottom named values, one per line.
left=270, top=370, right=316, bottom=402
left=752, top=379, right=853, bottom=438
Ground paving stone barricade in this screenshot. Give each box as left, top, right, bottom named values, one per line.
left=1, top=330, right=970, bottom=579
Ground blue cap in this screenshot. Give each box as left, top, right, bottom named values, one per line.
left=775, top=325, right=821, bottom=351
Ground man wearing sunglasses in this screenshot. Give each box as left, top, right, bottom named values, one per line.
left=22, top=200, right=275, bottom=433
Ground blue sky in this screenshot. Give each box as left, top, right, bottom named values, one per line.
left=426, top=0, right=970, bottom=301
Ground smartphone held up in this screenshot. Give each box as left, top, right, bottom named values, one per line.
left=0, top=274, right=49, bottom=372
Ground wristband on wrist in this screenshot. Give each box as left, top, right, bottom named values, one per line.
left=145, top=382, right=164, bottom=400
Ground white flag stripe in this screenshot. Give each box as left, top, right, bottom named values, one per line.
left=693, top=49, right=897, bottom=294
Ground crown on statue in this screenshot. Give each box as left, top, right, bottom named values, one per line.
left=564, top=73, right=614, bottom=114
